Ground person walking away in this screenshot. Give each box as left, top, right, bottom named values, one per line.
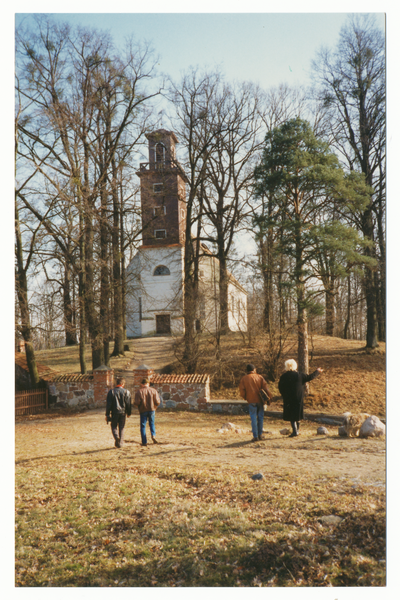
left=278, top=359, right=323, bottom=437
left=105, top=377, right=132, bottom=448
left=134, top=378, right=161, bottom=446
left=239, top=364, right=273, bottom=442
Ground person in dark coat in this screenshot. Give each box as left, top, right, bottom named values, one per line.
left=105, top=377, right=132, bottom=448
left=278, top=359, right=323, bottom=437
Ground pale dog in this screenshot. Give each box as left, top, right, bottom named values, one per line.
left=342, top=412, right=371, bottom=437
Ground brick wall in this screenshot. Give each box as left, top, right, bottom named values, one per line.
left=133, top=365, right=155, bottom=389
left=93, top=366, right=114, bottom=407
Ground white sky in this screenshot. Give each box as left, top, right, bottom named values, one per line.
left=5, top=3, right=400, bottom=600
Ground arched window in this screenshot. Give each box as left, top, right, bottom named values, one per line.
left=155, top=143, right=165, bottom=164
left=153, top=265, right=170, bottom=276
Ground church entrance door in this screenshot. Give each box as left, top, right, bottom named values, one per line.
left=156, top=314, right=171, bottom=335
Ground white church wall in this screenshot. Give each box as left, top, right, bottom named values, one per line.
left=126, top=246, right=184, bottom=337
left=197, top=253, right=248, bottom=333
left=126, top=244, right=247, bottom=337
left=228, top=281, right=248, bottom=332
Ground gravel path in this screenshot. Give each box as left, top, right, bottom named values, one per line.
left=15, top=409, right=386, bottom=485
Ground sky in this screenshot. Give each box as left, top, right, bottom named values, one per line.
left=14, top=11, right=385, bottom=93
left=5, top=4, right=400, bottom=598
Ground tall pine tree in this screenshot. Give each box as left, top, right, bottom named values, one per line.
left=254, top=118, right=371, bottom=374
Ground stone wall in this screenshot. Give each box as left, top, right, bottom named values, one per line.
left=206, top=400, right=248, bottom=415
left=150, top=373, right=210, bottom=411
left=48, top=375, right=94, bottom=409
left=44, top=365, right=210, bottom=412
left=46, top=366, right=114, bottom=410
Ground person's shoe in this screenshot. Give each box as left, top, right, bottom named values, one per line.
left=141, top=442, right=147, bottom=447
left=151, top=437, right=158, bottom=444
left=258, top=435, right=265, bottom=441
left=251, top=437, right=258, bottom=442
left=115, top=438, right=120, bottom=448
left=289, top=432, right=299, bottom=438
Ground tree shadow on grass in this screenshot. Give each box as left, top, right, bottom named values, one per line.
left=220, top=438, right=274, bottom=449
left=15, top=446, right=120, bottom=465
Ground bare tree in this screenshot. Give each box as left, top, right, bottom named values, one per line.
left=312, top=14, right=385, bottom=347
left=199, top=80, right=265, bottom=334
left=15, top=15, right=160, bottom=369
left=166, top=68, right=224, bottom=371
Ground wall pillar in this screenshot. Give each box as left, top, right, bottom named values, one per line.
left=133, top=364, right=155, bottom=393
left=93, top=366, right=114, bottom=406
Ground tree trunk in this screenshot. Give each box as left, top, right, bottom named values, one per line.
left=325, top=282, right=335, bottom=336
left=259, top=233, right=273, bottom=334
left=218, top=252, right=229, bottom=334
left=363, top=204, right=378, bottom=347
left=376, top=194, right=386, bottom=342
left=183, top=279, right=198, bottom=372
left=78, top=270, right=87, bottom=374
left=295, top=215, right=309, bottom=387
left=361, top=176, right=379, bottom=347
left=120, top=177, right=127, bottom=340
left=15, top=203, right=40, bottom=387
left=183, top=232, right=198, bottom=373
left=111, top=160, right=124, bottom=357
left=78, top=192, right=87, bottom=374
left=297, top=304, right=309, bottom=375
left=85, top=208, right=104, bottom=369
left=100, top=183, right=111, bottom=366
left=343, top=274, right=351, bottom=339
left=63, top=263, right=78, bottom=346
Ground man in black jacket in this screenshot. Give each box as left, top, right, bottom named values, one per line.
left=105, top=377, right=132, bottom=448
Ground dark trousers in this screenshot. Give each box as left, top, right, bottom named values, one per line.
left=290, top=420, right=300, bottom=434
left=111, top=414, right=126, bottom=445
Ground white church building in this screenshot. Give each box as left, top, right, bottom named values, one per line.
left=126, top=130, right=247, bottom=338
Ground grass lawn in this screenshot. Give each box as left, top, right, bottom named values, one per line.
left=15, top=410, right=386, bottom=587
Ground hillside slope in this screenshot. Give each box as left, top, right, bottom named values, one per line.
left=33, top=334, right=385, bottom=418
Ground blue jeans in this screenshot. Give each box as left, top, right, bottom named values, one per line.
left=248, top=403, right=264, bottom=439
left=140, top=411, right=156, bottom=444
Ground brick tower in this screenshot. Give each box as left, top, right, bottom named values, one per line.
left=137, top=130, right=188, bottom=247
left=126, top=129, right=248, bottom=338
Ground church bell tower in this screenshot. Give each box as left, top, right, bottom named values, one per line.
left=137, top=130, right=188, bottom=247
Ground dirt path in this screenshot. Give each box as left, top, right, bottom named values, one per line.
left=127, top=336, right=176, bottom=371
left=15, top=409, right=386, bottom=485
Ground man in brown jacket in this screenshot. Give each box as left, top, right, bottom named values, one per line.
left=133, top=378, right=161, bottom=446
left=239, top=364, right=273, bottom=442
